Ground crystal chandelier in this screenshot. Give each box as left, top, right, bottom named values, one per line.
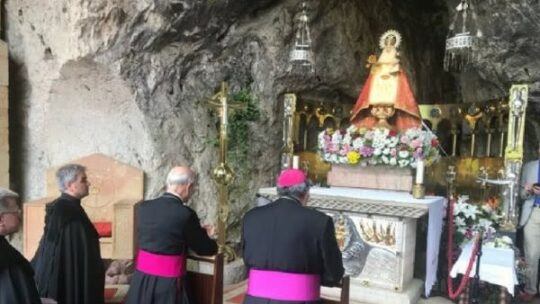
left=288, top=2, right=315, bottom=75
left=443, top=0, right=482, bottom=72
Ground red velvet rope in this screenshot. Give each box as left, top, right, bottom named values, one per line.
left=446, top=196, right=481, bottom=299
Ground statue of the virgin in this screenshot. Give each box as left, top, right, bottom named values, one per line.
left=350, top=30, right=422, bottom=131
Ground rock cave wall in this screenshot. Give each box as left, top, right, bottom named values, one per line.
left=5, top=0, right=540, bottom=245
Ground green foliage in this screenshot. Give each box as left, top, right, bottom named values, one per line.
left=228, top=89, right=260, bottom=166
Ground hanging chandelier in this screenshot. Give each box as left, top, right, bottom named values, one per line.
left=443, top=0, right=482, bottom=72
left=288, top=2, right=315, bottom=75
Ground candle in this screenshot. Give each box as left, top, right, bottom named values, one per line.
left=293, top=156, right=300, bottom=169
left=415, top=160, right=424, bottom=184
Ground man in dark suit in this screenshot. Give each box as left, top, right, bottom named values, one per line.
left=0, top=187, right=41, bottom=304
left=32, top=164, right=104, bottom=304
left=126, top=166, right=217, bottom=304
left=242, top=169, right=344, bottom=303
left=519, top=143, right=540, bottom=302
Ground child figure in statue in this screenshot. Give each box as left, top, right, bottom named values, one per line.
left=350, top=30, right=422, bottom=131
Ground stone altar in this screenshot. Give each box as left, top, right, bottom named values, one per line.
left=258, top=186, right=445, bottom=304
left=327, top=165, right=413, bottom=192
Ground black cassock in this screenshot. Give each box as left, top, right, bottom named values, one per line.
left=32, top=193, right=105, bottom=304
left=0, top=236, right=41, bottom=304
left=126, top=193, right=218, bottom=304
left=242, top=196, right=344, bottom=304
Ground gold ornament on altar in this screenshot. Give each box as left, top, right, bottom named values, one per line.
left=350, top=30, right=422, bottom=132
left=358, top=219, right=396, bottom=246
left=335, top=214, right=347, bottom=250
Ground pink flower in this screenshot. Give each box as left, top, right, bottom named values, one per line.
left=340, top=144, right=351, bottom=156
left=400, top=135, right=409, bottom=144
left=390, top=148, right=397, bottom=157
left=414, top=147, right=423, bottom=158
left=411, top=139, right=422, bottom=148
left=325, top=143, right=337, bottom=153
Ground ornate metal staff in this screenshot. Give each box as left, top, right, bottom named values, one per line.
left=475, top=85, right=529, bottom=232
left=502, top=85, right=528, bottom=231
left=208, top=81, right=245, bottom=262
left=281, top=93, right=296, bottom=169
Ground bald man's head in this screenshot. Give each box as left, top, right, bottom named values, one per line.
left=166, top=166, right=197, bottom=201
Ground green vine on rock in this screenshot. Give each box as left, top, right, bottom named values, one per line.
left=228, top=89, right=260, bottom=166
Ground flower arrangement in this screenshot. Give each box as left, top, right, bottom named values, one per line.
left=318, top=126, right=440, bottom=168
left=451, top=195, right=527, bottom=287
left=452, top=195, right=512, bottom=248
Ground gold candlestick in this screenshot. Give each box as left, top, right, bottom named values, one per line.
left=412, top=183, right=425, bottom=199
left=208, top=81, right=245, bottom=262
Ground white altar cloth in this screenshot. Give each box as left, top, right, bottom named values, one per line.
left=450, top=242, right=518, bottom=296
left=257, top=186, right=445, bottom=297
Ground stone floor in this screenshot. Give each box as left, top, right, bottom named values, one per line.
left=223, top=281, right=458, bottom=304
left=223, top=281, right=540, bottom=303
left=107, top=280, right=538, bottom=303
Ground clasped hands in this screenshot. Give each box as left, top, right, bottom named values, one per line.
left=525, top=183, right=540, bottom=196
left=203, top=224, right=218, bottom=239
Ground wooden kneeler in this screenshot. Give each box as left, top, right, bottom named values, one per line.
left=186, top=253, right=224, bottom=304
left=321, top=276, right=350, bottom=304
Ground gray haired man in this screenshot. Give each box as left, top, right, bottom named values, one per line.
left=241, top=169, right=344, bottom=303
left=32, top=164, right=105, bottom=304
left=0, top=187, right=41, bottom=304
left=126, top=166, right=217, bottom=304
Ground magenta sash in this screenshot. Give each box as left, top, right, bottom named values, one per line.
left=247, top=269, right=320, bottom=301
left=136, top=249, right=186, bottom=278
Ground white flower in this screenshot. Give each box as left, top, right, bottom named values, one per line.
left=461, top=204, right=479, bottom=220
left=453, top=202, right=469, bottom=217
left=387, top=136, right=399, bottom=147
left=342, top=134, right=352, bottom=145
left=329, top=154, right=338, bottom=163
left=339, top=156, right=348, bottom=164
left=347, top=125, right=358, bottom=133
left=352, top=138, right=363, bottom=149
left=373, top=148, right=382, bottom=156
left=454, top=216, right=466, bottom=228
left=389, top=158, right=397, bottom=166
left=481, top=204, right=493, bottom=213
left=332, top=132, right=343, bottom=144
left=501, top=236, right=513, bottom=245
left=398, top=159, right=409, bottom=167
left=457, top=226, right=468, bottom=234
left=490, top=212, right=503, bottom=221
left=383, top=148, right=390, bottom=155
left=398, top=150, right=409, bottom=158
left=457, top=195, right=469, bottom=204
left=477, top=218, right=493, bottom=230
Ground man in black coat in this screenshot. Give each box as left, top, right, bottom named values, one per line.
left=32, top=164, right=105, bottom=304
left=242, top=169, right=344, bottom=303
left=126, top=166, right=218, bottom=304
left=0, top=187, right=41, bottom=304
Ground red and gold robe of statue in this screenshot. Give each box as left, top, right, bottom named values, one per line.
left=350, top=69, right=422, bottom=131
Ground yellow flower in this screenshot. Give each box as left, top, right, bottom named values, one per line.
left=358, top=127, right=368, bottom=135
left=347, top=151, right=361, bottom=164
